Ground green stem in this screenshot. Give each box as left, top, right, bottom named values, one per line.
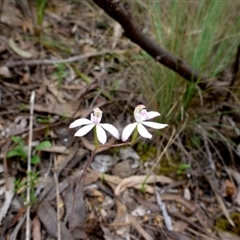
left=94, top=126, right=99, bottom=148
left=131, top=126, right=138, bottom=145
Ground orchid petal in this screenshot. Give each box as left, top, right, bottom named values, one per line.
left=100, top=123, right=120, bottom=139
left=74, top=123, right=95, bottom=136
left=121, top=122, right=137, bottom=142
left=134, top=105, right=146, bottom=122
left=142, top=121, right=168, bottom=129
left=137, top=123, right=152, bottom=139
left=69, top=118, right=92, bottom=128
left=91, top=108, right=102, bottom=124
left=134, top=112, right=145, bottom=122
left=96, top=125, right=107, bottom=144
left=146, top=111, right=161, bottom=120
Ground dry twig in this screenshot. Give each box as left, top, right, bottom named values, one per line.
left=155, top=189, right=173, bottom=230
left=92, top=0, right=208, bottom=86
left=6, top=50, right=112, bottom=68
left=26, top=91, right=35, bottom=240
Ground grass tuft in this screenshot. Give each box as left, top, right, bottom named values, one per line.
left=130, top=1, right=240, bottom=168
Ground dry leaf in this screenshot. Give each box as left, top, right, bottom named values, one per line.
left=37, top=201, right=74, bottom=240
left=222, top=179, right=236, bottom=198
left=112, top=23, right=123, bottom=49
left=173, top=221, right=188, bottom=232
left=20, top=72, right=30, bottom=84
left=113, top=200, right=130, bottom=237
left=47, top=82, right=65, bottom=103
left=226, top=168, right=240, bottom=206
left=83, top=172, right=99, bottom=186
left=0, top=66, right=12, bottom=78
left=32, top=216, right=41, bottom=240
left=8, top=38, right=33, bottom=58
left=63, top=181, right=87, bottom=239
left=32, top=101, right=85, bottom=117
left=115, top=175, right=173, bottom=196
left=218, top=231, right=240, bottom=240
left=85, top=188, right=104, bottom=198
left=0, top=177, right=15, bottom=224
left=128, top=214, right=153, bottom=240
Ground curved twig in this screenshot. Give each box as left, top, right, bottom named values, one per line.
left=92, top=0, right=208, bottom=86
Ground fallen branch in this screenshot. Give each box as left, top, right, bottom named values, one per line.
left=92, top=0, right=208, bottom=86
left=6, top=50, right=111, bottom=68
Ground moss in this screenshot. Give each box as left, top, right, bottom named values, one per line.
left=136, top=142, right=187, bottom=178
left=215, top=212, right=240, bottom=235
left=157, top=157, right=179, bottom=178
left=136, top=142, right=157, bottom=162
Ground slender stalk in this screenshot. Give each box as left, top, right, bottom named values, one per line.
left=131, top=127, right=138, bottom=145
left=93, top=126, right=99, bottom=148
left=67, top=141, right=131, bottom=240
left=26, top=91, right=35, bottom=240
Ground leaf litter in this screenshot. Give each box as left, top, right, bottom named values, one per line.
left=0, top=1, right=240, bottom=240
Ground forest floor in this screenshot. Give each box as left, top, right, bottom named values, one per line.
left=0, top=1, right=240, bottom=240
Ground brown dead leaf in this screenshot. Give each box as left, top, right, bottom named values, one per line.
left=226, top=168, right=240, bottom=206
left=89, top=169, right=122, bottom=185
left=47, top=82, right=65, bottom=103
left=222, top=179, right=236, bottom=198
left=113, top=199, right=130, bottom=237
left=114, top=199, right=128, bottom=224
left=128, top=214, right=153, bottom=240
left=112, top=159, right=137, bottom=178
left=120, top=190, right=138, bottom=211
left=85, top=188, right=104, bottom=198
left=44, top=179, right=69, bottom=202
left=102, top=226, right=123, bottom=240
left=35, top=76, right=47, bottom=99
left=83, top=172, right=99, bottom=185
left=37, top=201, right=74, bottom=240
left=45, top=170, right=85, bottom=202
left=54, top=143, right=78, bottom=175
left=160, top=194, right=196, bottom=213
left=32, top=102, right=90, bottom=118
left=115, top=175, right=173, bottom=196
left=205, top=173, right=235, bottom=227
left=0, top=177, right=15, bottom=224
left=32, top=216, right=41, bottom=240
left=20, top=72, right=30, bottom=84
left=132, top=194, right=160, bottom=213
left=62, top=180, right=87, bottom=239
left=160, top=193, right=212, bottom=229
left=218, top=231, right=240, bottom=240
left=173, top=221, right=188, bottom=232
left=0, top=66, right=12, bottom=78
left=170, top=211, right=212, bottom=237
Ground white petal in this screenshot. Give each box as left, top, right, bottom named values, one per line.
left=142, top=121, right=168, bottom=129
left=134, top=112, right=145, bottom=122
left=134, top=105, right=146, bottom=122
left=146, top=111, right=160, bottom=120
left=100, top=123, right=120, bottom=139
left=121, top=123, right=137, bottom=142
left=74, top=124, right=95, bottom=136
left=96, top=125, right=107, bottom=144
left=137, top=123, right=152, bottom=139
left=69, top=118, right=92, bottom=128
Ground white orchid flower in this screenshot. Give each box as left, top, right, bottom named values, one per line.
left=69, top=108, right=120, bottom=145
left=122, top=105, right=168, bottom=142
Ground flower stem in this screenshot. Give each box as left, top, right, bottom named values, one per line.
left=93, top=126, right=99, bottom=148
left=131, top=127, right=138, bottom=145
